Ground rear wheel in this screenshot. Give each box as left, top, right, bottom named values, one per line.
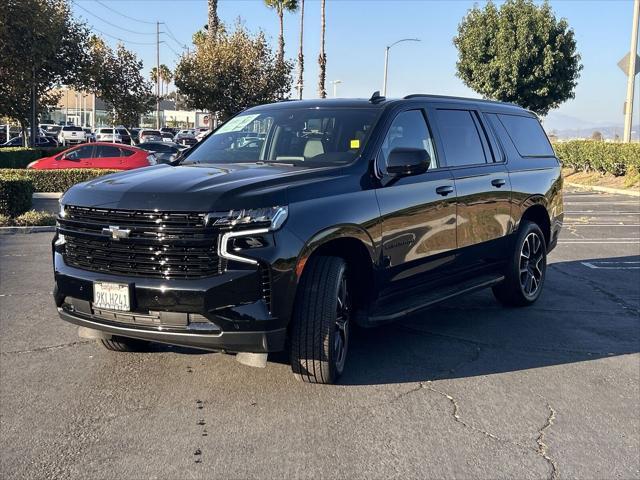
left=493, top=221, right=547, bottom=307
left=289, top=256, right=351, bottom=384
left=100, top=336, right=149, bottom=352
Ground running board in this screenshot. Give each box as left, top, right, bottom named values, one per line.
left=367, top=274, right=505, bottom=324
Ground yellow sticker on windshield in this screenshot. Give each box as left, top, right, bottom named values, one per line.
left=350, top=139, right=360, bottom=149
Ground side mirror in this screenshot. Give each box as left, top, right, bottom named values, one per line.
left=386, top=148, right=430, bottom=176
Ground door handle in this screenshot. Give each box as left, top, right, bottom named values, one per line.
left=491, top=178, right=506, bottom=188
left=436, top=185, right=454, bottom=196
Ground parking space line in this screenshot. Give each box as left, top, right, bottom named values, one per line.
left=562, top=224, right=640, bottom=227
left=581, top=261, right=640, bottom=270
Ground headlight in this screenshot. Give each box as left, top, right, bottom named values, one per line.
left=206, top=206, right=288, bottom=231
left=211, top=206, right=288, bottom=265
left=26, top=160, right=38, bottom=169
left=59, top=202, right=67, bottom=218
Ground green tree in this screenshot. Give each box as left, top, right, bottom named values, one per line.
left=87, top=38, right=155, bottom=127
left=0, top=0, right=91, bottom=145
left=264, top=0, right=298, bottom=63
left=453, top=0, right=582, bottom=116
left=174, top=23, right=293, bottom=120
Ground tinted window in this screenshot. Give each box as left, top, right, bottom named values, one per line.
left=116, top=129, right=129, bottom=136
left=120, top=147, right=135, bottom=157
left=63, top=126, right=83, bottom=132
left=380, top=110, right=437, bottom=172
left=436, top=110, right=487, bottom=167
left=96, top=145, right=122, bottom=158
left=66, top=145, right=93, bottom=160
left=497, top=114, right=554, bottom=157
left=99, top=128, right=113, bottom=134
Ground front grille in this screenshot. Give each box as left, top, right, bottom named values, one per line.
left=59, top=206, right=221, bottom=279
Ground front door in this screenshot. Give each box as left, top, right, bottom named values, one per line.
left=431, top=107, right=513, bottom=270
left=375, top=108, right=457, bottom=296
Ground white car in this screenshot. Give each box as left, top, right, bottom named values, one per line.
left=95, top=128, right=123, bottom=143
left=57, top=125, right=86, bottom=146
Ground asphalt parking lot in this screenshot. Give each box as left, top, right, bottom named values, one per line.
left=1, top=187, right=638, bottom=480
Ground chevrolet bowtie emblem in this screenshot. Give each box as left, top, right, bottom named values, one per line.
left=102, top=225, right=131, bottom=240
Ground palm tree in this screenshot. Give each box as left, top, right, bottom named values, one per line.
left=207, top=0, right=219, bottom=40
left=318, top=0, right=326, bottom=98
left=264, top=0, right=298, bottom=64
left=297, top=0, right=304, bottom=99
left=158, top=65, right=173, bottom=96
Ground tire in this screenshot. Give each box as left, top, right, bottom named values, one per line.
left=100, top=336, right=149, bottom=352
left=289, top=256, right=351, bottom=384
left=493, top=220, right=547, bottom=307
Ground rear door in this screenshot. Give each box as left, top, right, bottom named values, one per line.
left=93, top=144, right=126, bottom=168
left=430, top=106, right=513, bottom=271
left=375, top=107, right=457, bottom=295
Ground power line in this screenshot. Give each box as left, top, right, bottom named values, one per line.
left=164, top=42, right=183, bottom=58
left=72, top=0, right=156, bottom=35
left=88, top=25, right=158, bottom=46
left=164, top=23, right=188, bottom=50
left=93, top=0, right=157, bottom=25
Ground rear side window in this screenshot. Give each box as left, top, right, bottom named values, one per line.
left=435, top=109, right=487, bottom=167
left=497, top=114, right=554, bottom=157
left=120, top=148, right=135, bottom=157
left=96, top=145, right=122, bottom=157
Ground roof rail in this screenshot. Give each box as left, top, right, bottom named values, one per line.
left=403, top=94, right=518, bottom=107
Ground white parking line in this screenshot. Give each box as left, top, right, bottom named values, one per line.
left=581, top=261, right=640, bottom=270
left=565, top=211, right=640, bottom=215
left=558, top=240, right=640, bottom=244
left=564, top=202, right=640, bottom=205
left=563, top=224, right=640, bottom=227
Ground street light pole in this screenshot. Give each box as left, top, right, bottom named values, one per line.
left=382, top=38, right=420, bottom=97
left=330, top=80, right=342, bottom=98
left=623, top=0, right=640, bottom=143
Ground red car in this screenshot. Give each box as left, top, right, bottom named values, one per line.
left=28, top=142, right=157, bottom=170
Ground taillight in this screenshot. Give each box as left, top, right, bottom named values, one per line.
left=147, top=154, right=157, bottom=165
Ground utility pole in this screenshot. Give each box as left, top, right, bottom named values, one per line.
left=156, top=21, right=161, bottom=129
left=623, top=0, right=640, bottom=143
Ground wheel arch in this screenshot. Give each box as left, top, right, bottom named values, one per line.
left=518, top=198, right=551, bottom=246
left=294, top=225, right=378, bottom=310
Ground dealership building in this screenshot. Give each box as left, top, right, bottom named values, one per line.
left=43, top=87, right=208, bottom=129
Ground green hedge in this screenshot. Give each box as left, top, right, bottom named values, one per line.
left=554, top=141, right=640, bottom=176
left=0, top=147, right=66, bottom=169
left=0, top=175, right=34, bottom=216
left=0, top=168, right=119, bottom=193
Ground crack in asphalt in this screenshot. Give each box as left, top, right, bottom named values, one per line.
left=383, top=329, right=561, bottom=480
left=1, top=340, right=93, bottom=356
left=536, top=400, right=559, bottom=480
left=549, top=264, right=640, bottom=316
left=397, top=324, right=623, bottom=357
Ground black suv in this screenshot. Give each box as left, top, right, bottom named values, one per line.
left=53, top=94, right=563, bottom=384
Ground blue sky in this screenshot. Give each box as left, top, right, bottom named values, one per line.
left=72, top=0, right=639, bottom=130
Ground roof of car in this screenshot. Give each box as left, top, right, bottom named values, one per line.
left=248, top=94, right=531, bottom=115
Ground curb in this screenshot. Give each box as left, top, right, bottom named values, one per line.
left=565, top=182, right=640, bottom=198
left=0, top=226, right=56, bottom=235
left=33, top=192, right=62, bottom=199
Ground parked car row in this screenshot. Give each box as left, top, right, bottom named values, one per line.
left=26, top=140, right=189, bottom=170
left=1, top=124, right=211, bottom=148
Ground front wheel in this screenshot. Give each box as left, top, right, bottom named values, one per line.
left=493, top=221, right=547, bottom=307
left=289, top=256, right=351, bottom=384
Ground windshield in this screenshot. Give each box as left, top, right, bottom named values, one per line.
left=182, top=107, right=380, bottom=167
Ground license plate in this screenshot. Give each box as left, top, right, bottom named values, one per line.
left=93, top=282, right=130, bottom=311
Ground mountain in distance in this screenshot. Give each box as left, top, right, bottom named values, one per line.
left=542, top=112, right=639, bottom=140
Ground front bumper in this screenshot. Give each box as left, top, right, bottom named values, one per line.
left=53, top=251, right=287, bottom=353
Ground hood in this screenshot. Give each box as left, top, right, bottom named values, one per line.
left=61, top=163, right=337, bottom=212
